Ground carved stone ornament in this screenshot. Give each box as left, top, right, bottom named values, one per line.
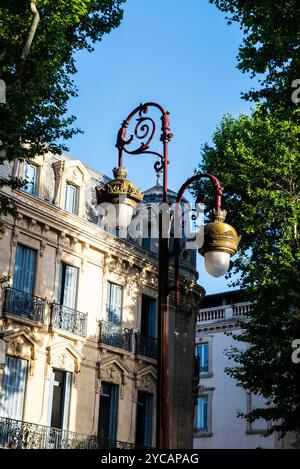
left=135, top=366, right=156, bottom=394
left=100, top=364, right=122, bottom=385
left=46, top=342, right=85, bottom=374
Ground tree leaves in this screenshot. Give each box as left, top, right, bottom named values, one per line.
left=194, top=107, right=300, bottom=436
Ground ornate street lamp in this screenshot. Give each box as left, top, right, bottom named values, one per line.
left=96, top=102, right=240, bottom=449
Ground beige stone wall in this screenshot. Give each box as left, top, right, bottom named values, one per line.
left=0, top=152, right=204, bottom=448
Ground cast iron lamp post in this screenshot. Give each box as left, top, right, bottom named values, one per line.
left=96, top=102, right=240, bottom=449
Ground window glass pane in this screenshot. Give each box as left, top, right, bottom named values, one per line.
left=106, top=282, right=123, bottom=325
left=58, top=263, right=78, bottom=309
left=13, top=244, right=37, bottom=294
left=196, top=396, right=208, bottom=432
left=136, top=391, right=153, bottom=447
left=64, top=183, right=77, bottom=214
left=196, top=343, right=209, bottom=374
left=22, top=163, right=37, bottom=195
left=141, top=295, right=157, bottom=338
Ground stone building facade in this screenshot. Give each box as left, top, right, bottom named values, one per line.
left=0, top=151, right=203, bottom=449
left=193, top=291, right=294, bottom=449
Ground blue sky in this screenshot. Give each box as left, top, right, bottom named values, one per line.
left=66, top=0, right=255, bottom=294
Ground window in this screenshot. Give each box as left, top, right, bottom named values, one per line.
left=142, top=222, right=152, bottom=251
left=13, top=244, right=37, bottom=294
left=135, top=391, right=153, bottom=447
left=64, top=183, right=77, bottom=214
left=195, top=396, right=209, bottom=433
left=247, top=393, right=269, bottom=434
left=49, top=369, right=72, bottom=430
left=58, top=263, right=78, bottom=310
left=106, top=282, right=123, bottom=326
left=141, top=295, right=157, bottom=338
left=99, top=382, right=119, bottom=443
left=22, top=163, right=37, bottom=195
left=196, top=343, right=209, bottom=375
left=0, top=356, right=28, bottom=420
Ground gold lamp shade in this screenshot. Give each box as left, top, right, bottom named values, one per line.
left=96, top=167, right=143, bottom=230
left=199, top=208, right=240, bottom=278
left=199, top=207, right=240, bottom=257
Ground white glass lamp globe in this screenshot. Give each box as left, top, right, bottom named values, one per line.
left=115, top=202, right=134, bottom=230
left=204, top=250, right=230, bottom=277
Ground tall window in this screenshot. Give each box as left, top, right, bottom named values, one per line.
left=49, top=369, right=72, bottom=430
left=106, top=282, right=123, bottom=326
left=13, top=244, right=37, bottom=294
left=64, top=183, right=77, bottom=214
left=196, top=343, right=209, bottom=375
left=141, top=295, right=156, bottom=338
left=135, top=391, right=153, bottom=447
left=0, top=356, right=28, bottom=420
left=98, top=382, right=119, bottom=443
left=58, top=263, right=78, bottom=309
left=142, top=222, right=152, bottom=251
left=195, top=396, right=209, bottom=433
left=22, top=163, right=37, bottom=195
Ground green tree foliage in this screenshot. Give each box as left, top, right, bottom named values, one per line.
left=0, top=0, right=125, bottom=229
left=194, top=108, right=300, bottom=437
left=209, top=0, right=300, bottom=119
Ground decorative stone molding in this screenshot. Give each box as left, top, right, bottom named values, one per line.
left=52, top=159, right=90, bottom=217
left=1, top=328, right=43, bottom=377
left=39, top=240, right=47, bottom=257
left=97, top=357, right=130, bottom=399
left=14, top=152, right=52, bottom=198
left=11, top=228, right=19, bottom=247
left=46, top=341, right=86, bottom=376
left=134, top=365, right=156, bottom=394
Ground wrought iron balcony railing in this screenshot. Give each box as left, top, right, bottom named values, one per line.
left=0, top=416, right=97, bottom=449
left=99, top=321, right=133, bottom=352
left=135, top=334, right=157, bottom=359
left=0, top=416, right=141, bottom=449
left=3, top=287, right=45, bottom=323
left=50, top=303, right=87, bottom=338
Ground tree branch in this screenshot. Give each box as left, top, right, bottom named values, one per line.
left=18, top=1, right=40, bottom=77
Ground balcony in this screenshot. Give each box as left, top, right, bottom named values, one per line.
left=99, top=321, right=133, bottom=352
left=197, top=302, right=252, bottom=324
left=0, top=416, right=141, bottom=449
left=135, top=334, right=157, bottom=360
left=3, top=287, right=45, bottom=323
left=50, top=303, right=87, bottom=337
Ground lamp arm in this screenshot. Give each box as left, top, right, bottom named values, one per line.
left=173, top=172, right=223, bottom=306
left=115, top=102, right=173, bottom=203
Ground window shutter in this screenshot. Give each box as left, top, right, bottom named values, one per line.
left=109, top=384, right=119, bottom=441
left=0, top=356, right=28, bottom=420
left=148, top=299, right=156, bottom=338
left=144, top=394, right=153, bottom=447
left=13, top=245, right=37, bottom=294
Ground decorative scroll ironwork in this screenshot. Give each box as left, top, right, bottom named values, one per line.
left=99, top=320, right=133, bottom=352
left=3, top=287, right=45, bottom=323
left=0, top=416, right=147, bottom=449
left=51, top=303, right=87, bottom=338
left=135, top=334, right=158, bottom=360
left=116, top=102, right=173, bottom=177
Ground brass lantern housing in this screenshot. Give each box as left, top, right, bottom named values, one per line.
left=96, top=167, right=143, bottom=230
left=200, top=207, right=240, bottom=257
left=199, top=207, right=241, bottom=278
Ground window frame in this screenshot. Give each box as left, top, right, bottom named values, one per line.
left=194, top=389, right=213, bottom=438
left=195, top=337, right=213, bottom=378
left=64, top=182, right=78, bottom=215
left=22, top=162, right=38, bottom=196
